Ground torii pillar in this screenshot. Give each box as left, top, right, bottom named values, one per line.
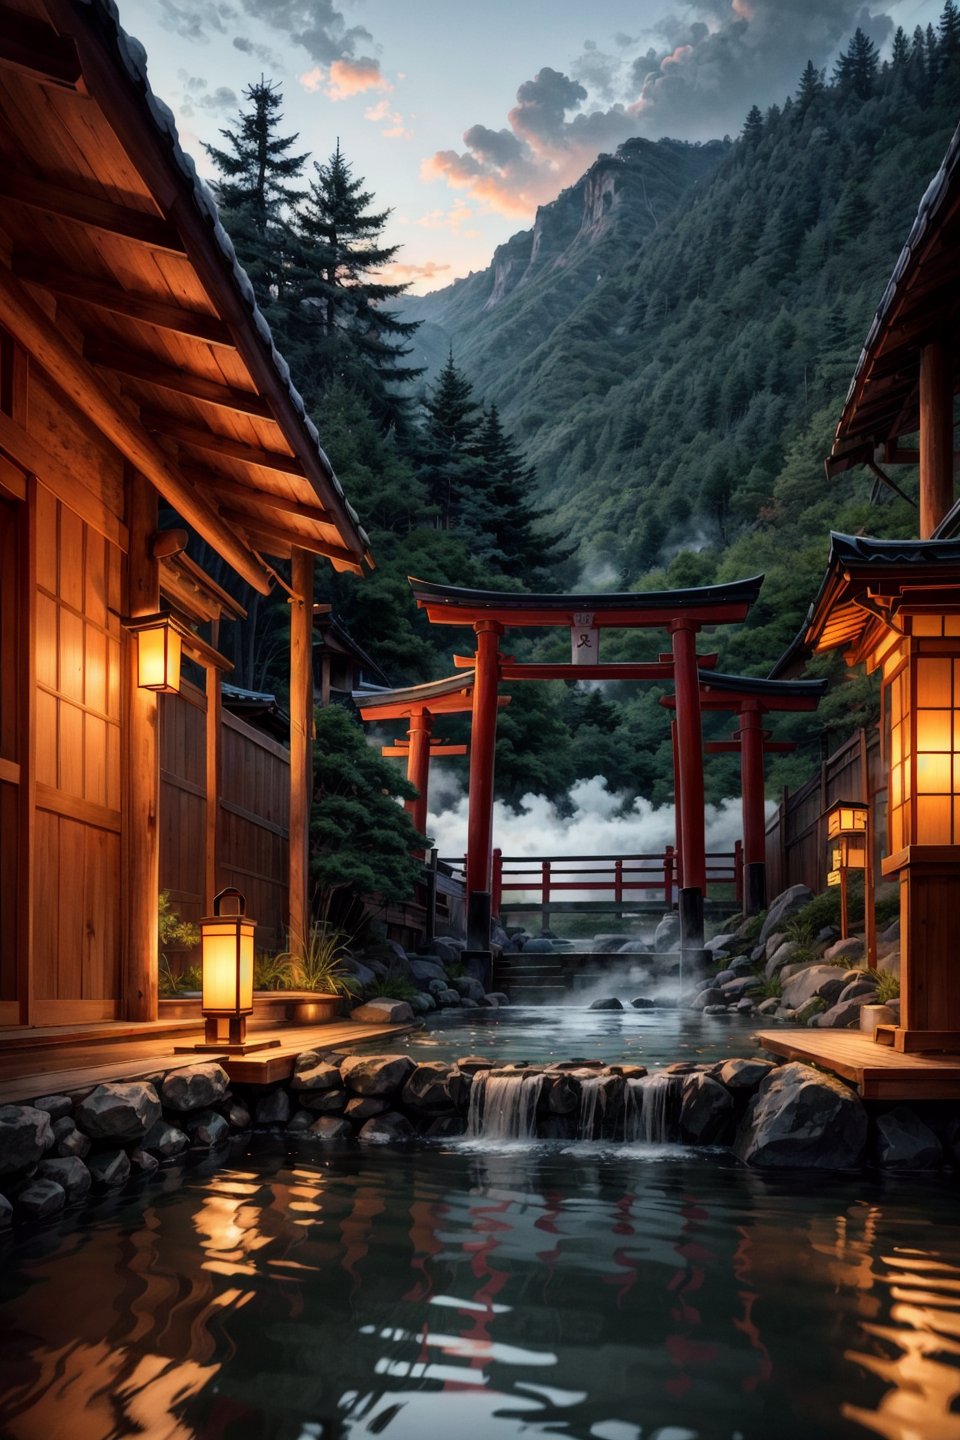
left=706, top=713, right=796, bottom=914
left=670, top=619, right=707, bottom=948
left=466, top=620, right=503, bottom=951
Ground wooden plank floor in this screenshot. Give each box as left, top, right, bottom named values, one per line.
left=0, top=1020, right=414, bottom=1106
left=756, top=1028, right=960, bottom=1100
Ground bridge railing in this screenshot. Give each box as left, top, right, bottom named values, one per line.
left=438, top=845, right=743, bottom=917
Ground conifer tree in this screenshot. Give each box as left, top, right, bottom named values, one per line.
left=795, top=60, right=824, bottom=113
left=890, top=27, right=910, bottom=71
left=416, top=355, right=485, bottom=530
left=833, top=28, right=880, bottom=99
left=741, top=104, right=764, bottom=146
left=941, top=0, right=960, bottom=56
left=475, top=405, right=571, bottom=582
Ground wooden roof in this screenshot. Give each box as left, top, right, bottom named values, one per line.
left=355, top=673, right=477, bottom=721
left=0, top=0, right=372, bottom=588
left=409, top=574, right=764, bottom=628
left=829, top=120, right=960, bottom=476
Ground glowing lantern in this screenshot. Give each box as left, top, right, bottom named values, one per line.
left=825, top=800, right=870, bottom=938
left=200, top=888, right=255, bottom=1046
left=126, top=613, right=183, bottom=693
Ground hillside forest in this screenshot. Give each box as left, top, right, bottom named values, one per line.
left=198, top=13, right=960, bottom=818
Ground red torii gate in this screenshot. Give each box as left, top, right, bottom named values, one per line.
left=662, top=671, right=827, bottom=915
left=409, top=574, right=763, bottom=953
left=356, top=673, right=510, bottom=841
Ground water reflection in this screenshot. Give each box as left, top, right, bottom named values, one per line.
left=0, top=1142, right=959, bottom=1440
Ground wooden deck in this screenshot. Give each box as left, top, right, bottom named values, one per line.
left=756, top=1028, right=960, bottom=1101
left=0, top=1017, right=414, bottom=1106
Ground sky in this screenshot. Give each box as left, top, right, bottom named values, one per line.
left=125, top=1, right=945, bottom=292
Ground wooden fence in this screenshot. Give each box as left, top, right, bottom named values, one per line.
left=765, top=727, right=885, bottom=897
left=160, top=680, right=289, bottom=948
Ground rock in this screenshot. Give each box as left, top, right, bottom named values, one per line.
left=185, top=1110, right=230, bottom=1147
left=703, top=1004, right=728, bottom=1015
left=617, top=940, right=652, bottom=954
left=408, top=958, right=448, bottom=988
left=408, top=993, right=433, bottom=1016
left=874, top=1107, right=942, bottom=1169
left=714, top=968, right=736, bottom=986
left=593, top=934, right=629, bottom=954
left=720, top=976, right=763, bottom=1001
left=680, top=1074, right=734, bottom=1145
left=302, top=1088, right=347, bottom=1114
left=824, top=937, right=865, bottom=965
left=480, top=994, right=499, bottom=1008
left=128, top=1148, right=160, bottom=1176
left=88, top=1149, right=132, bottom=1188
left=691, top=987, right=724, bottom=1011
left=588, top=997, right=623, bottom=1010
left=52, top=1117, right=91, bottom=1160
left=429, top=938, right=464, bottom=965
left=736, top=997, right=755, bottom=1013
left=427, top=978, right=448, bottom=997
left=350, top=999, right=415, bottom=1025
left=706, top=933, right=736, bottom=955
left=451, top=975, right=486, bottom=1003
left=878, top=950, right=901, bottom=977
left=631, top=997, right=656, bottom=1009
left=764, top=941, right=804, bottom=980
left=284, top=1111, right=315, bottom=1135
left=142, top=1120, right=190, bottom=1160
left=758, top=886, right=813, bottom=947
left=734, top=1063, right=867, bottom=1169
left=401, top=1062, right=455, bottom=1114
left=435, top=988, right=461, bottom=1008
left=487, top=991, right=510, bottom=1006
left=340, top=1054, right=416, bottom=1096
left=0, top=1194, right=12, bottom=1228
left=339, top=957, right=377, bottom=990
left=73, top=1082, right=160, bottom=1143
left=523, top=938, right=555, bottom=953
left=545, top=1074, right=580, bottom=1115
left=764, top=932, right=788, bottom=962
left=811, top=1000, right=863, bottom=1030
left=781, top=965, right=849, bottom=1010
left=255, top=1091, right=290, bottom=1126
left=757, top=997, right=780, bottom=1016
left=357, top=1112, right=415, bottom=1143
left=729, top=956, right=755, bottom=977
left=879, top=918, right=900, bottom=942
left=653, top=913, right=681, bottom=952
left=226, top=1103, right=252, bottom=1130
left=716, top=1058, right=778, bottom=1091
left=30, top=1095, right=72, bottom=1122
left=0, top=1105, right=54, bottom=1176
left=290, top=1056, right=342, bottom=1092
left=456, top=1056, right=494, bottom=1076
left=423, top=1116, right=466, bottom=1138
left=838, top=977, right=879, bottom=1004
left=310, top=1116, right=353, bottom=1140
left=345, top=1096, right=390, bottom=1120
left=38, top=1156, right=91, bottom=1202
left=18, top=1178, right=66, bottom=1219
left=160, top=1064, right=229, bottom=1113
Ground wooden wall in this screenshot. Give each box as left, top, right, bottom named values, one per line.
left=159, top=685, right=289, bottom=950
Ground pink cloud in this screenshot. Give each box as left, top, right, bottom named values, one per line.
left=299, top=58, right=391, bottom=101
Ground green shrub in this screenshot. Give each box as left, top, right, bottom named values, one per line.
left=365, top=971, right=418, bottom=1002
left=758, top=975, right=782, bottom=1000
left=275, top=926, right=359, bottom=995
left=873, top=970, right=900, bottom=1004
left=159, top=956, right=202, bottom=997
left=253, top=951, right=291, bottom=991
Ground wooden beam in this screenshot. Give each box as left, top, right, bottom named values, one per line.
left=0, top=5, right=82, bottom=88
left=0, top=172, right=185, bottom=254
left=919, top=341, right=954, bottom=538
left=206, top=667, right=221, bottom=911
left=13, top=255, right=234, bottom=347
left=289, top=550, right=315, bottom=948
left=0, top=262, right=271, bottom=593
left=220, top=510, right=363, bottom=573
left=86, top=342, right=272, bottom=418
left=181, top=468, right=332, bottom=526
left=17, top=477, right=37, bottom=1024
left=139, top=412, right=304, bottom=475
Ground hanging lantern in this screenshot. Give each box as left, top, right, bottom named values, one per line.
left=125, top=613, right=184, bottom=694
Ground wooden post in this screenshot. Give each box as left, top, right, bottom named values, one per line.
left=859, top=728, right=877, bottom=970
left=289, top=549, right=315, bottom=948
left=919, top=341, right=954, bottom=539
left=492, top=848, right=503, bottom=919
left=670, top=619, right=705, bottom=949
left=541, top=858, right=551, bottom=935
left=465, top=619, right=501, bottom=949
left=734, top=839, right=743, bottom=907
left=424, top=848, right=439, bottom=946
left=405, top=706, right=433, bottom=848
left=122, top=473, right=160, bottom=1022
left=614, top=857, right=624, bottom=918
left=664, top=845, right=675, bottom=909
left=739, top=706, right=767, bottom=915
left=204, top=665, right=221, bottom=910
left=17, top=475, right=36, bottom=1025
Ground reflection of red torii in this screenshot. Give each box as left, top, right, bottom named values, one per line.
left=409, top=574, right=764, bottom=952
left=661, top=671, right=827, bottom=915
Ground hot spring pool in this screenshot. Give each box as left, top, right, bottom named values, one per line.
left=2, top=1136, right=960, bottom=1440
left=365, top=1005, right=776, bottom=1069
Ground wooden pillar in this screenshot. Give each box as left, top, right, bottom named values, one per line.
left=17, top=475, right=36, bottom=1025
left=739, top=706, right=767, bottom=915
left=919, top=341, right=954, bottom=539
left=205, top=665, right=221, bottom=910
left=670, top=619, right=705, bottom=949
left=466, top=619, right=501, bottom=949
left=121, top=473, right=160, bottom=1022
left=670, top=719, right=684, bottom=889
left=405, top=706, right=433, bottom=845
left=289, top=549, right=315, bottom=948
left=859, top=727, right=877, bottom=970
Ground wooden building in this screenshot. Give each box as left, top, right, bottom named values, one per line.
left=0, top=0, right=371, bottom=1027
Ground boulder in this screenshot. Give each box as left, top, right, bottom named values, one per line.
left=350, top=999, right=415, bottom=1025
left=824, top=936, right=865, bottom=965
left=594, top=934, right=629, bottom=954
left=706, top=933, right=737, bottom=955
left=38, top=1156, right=92, bottom=1202
left=680, top=1074, right=734, bottom=1145
left=874, top=1107, right=942, bottom=1169
left=720, top=976, right=762, bottom=1001
left=736, top=997, right=755, bottom=1014
left=758, top=886, right=813, bottom=947
left=523, top=938, right=555, bottom=954
left=838, top=977, right=879, bottom=1005
left=423, top=1116, right=466, bottom=1139
left=734, top=1063, right=867, bottom=1169
left=88, top=1149, right=132, bottom=1188
left=142, top=1119, right=190, bottom=1160
left=588, top=997, right=623, bottom=1011
left=764, top=941, right=804, bottom=980
left=631, top=997, right=656, bottom=1010
left=713, top=968, right=736, bottom=986
left=716, top=1058, right=778, bottom=1092
left=0, top=1106, right=53, bottom=1177
left=409, top=993, right=433, bottom=1016
left=691, top=987, right=724, bottom=1011
left=340, top=1054, right=416, bottom=1096
left=456, top=1056, right=494, bottom=1076
left=18, top=1178, right=66, bottom=1220
left=429, top=938, right=464, bottom=965
left=879, top=918, right=901, bottom=943
left=757, top=997, right=780, bottom=1016
left=160, top=1063, right=229, bottom=1113
left=617, top=940, right=652, bottom=954
left=225, top=1103, right=252, bottom=1130
left=0, top=1194, right=12, bottom=1228
left=357, top=1112, right=415, bottom=1143
left=52, top=1117, right=91, bottom=1160
left=255, top=1091, right=290, bottom=1126
left=653, top=913, right=682, bottom=952
left=781, top=965, right=849, bottom=1011
left=345, top=1096, right=390, bottom=1120
left=310, top=1116, right=353, bottom=1140
left=878, top=950, right=901, bottom=978
left=435, top=988, right=461, bottom=1008
left=290, top=1055, right=342, bottom=1092
left=302, top=1088, right=347, bottom=1114
left=545, top=1074, right=580, bottom=1115
left=729, top=956, right=755, bottom=977
left=339, top=957, right=377, bottom=990
left=486, top=991, right=510, bottom=1006
left=73, top=1082, right=161, bottom=1143
left=401, top=1062, right=455, bottom=1114
left=30, top=1094, right=72, bottom=1122
left=427, top=978, right=448, bottom=997
left=185, top=1110, right=230, bottom=1147
left=451, top=975, right=486, bottom=1003
left=284, top=1111, right=315, bottom=1136
left=764, top=932, right=788, bottom=961
left=408, top=958, right=448, bottom=988
left=129, top=1148, right=160, bottom=1176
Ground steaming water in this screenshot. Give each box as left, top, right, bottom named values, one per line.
left=4, top=1137, right=960, bottom=1440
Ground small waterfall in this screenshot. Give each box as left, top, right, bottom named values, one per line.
left=467, top=1072, right=545, bottom=1139
left=624, top=1074, right=683, bottom=1143
left=577, top=1076, right=603, bottom=1140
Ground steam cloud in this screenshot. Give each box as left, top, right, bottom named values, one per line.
left=425, top=0, right=895, bottom=217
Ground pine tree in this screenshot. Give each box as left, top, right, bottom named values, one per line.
left=741, top=104, right=764, bottom=146
left=941, top=0, right=960, bottom=55
left=833, top=28, right=880, bottom=100
left=475, top=405, right=571, bottom=583
left=416, top=355, right=485, bottom=531
left=891, top=27, right=910, bottom=71
left=297, top=142, right=421, bottom=421
left=795, top=60, right=824, bottom=114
